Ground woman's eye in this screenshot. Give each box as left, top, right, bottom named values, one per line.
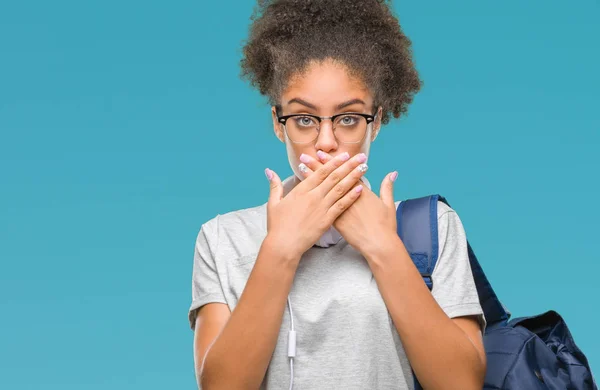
left=340, top=115, right=357, bottom=125
left=296, top=117, right=314, bottom=126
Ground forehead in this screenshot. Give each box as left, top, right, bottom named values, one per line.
left=282, top=59, right=373, bottom=109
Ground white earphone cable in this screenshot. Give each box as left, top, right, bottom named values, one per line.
left=287, top=296, right=296, bottom=390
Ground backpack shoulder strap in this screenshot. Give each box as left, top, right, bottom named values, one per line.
left=396, top=195, right=439, bottom=290
left=396, top=194, right=510, bottom=326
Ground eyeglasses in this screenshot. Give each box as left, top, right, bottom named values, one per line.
left=276, top=111, right=376, bottom=144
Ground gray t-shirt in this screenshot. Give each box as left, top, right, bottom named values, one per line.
left=188, top=196, right=485, bottom=389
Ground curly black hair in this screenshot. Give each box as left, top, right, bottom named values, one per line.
left=240, top=0, right=422, bottom=124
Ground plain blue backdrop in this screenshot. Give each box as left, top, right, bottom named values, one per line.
left=1, top=1, right=598, bottom=388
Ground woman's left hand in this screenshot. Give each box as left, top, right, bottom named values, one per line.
left=298, top=152, right=400, bottom=256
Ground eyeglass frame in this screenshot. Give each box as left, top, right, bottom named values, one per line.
left=275, top=109, right=378, bottom=144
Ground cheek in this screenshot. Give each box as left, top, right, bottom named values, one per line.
left=345, top=144, right=365, bottom=157
left=285, top=137, right=313, bottom=180
left=359, top=126, right=373, bottom=157
left=284, top=140, right=307, bottom=163
left=341, top=126, right=374, bottom=158
left=359, top=140, right=371, bottom=157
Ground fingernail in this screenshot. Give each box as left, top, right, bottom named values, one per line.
left=299, top=153, right=311, bottom=164
left=357, top=163, right=368, bottom=173
left=316, top=150, right=326, bottom=160
left=337, top=152, right=350, bottom=161
left=265, top=168, right=273, bottom=181
left=356, top=153, right=367, bottom=163
left=298, top=163, right=309, bottom=173
left=355, top=185, right=363, bottom=193
left=390, top=171, right=398, bottom=182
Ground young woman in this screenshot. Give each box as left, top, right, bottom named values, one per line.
left=188, top=1, right=486, bottom=389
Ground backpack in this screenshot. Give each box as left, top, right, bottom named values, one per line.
left=396, top=194, right=597, bottom=390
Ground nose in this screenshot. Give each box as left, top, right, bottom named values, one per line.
left=314, top=120, right=338, bottom=154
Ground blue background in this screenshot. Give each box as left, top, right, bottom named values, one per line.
left=1, top=1, right=598, bottom=388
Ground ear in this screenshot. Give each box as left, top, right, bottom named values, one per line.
left=271, top=106, right=285, bottom=143
left=371, top=106, right=383, bottom=142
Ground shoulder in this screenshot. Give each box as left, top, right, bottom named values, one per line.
left=199, top=202, right=266, bottom=232
left=197, top=202, right=268, bottom=260
left=436, top=200, right=454, bottom=218
left=393, top=199, right=457, bottom=220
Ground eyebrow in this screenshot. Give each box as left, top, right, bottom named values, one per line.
left=286, top=98, right=366, bottom=111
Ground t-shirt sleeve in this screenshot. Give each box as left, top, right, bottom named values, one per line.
left=188, top=220, right=228, bottom=330
left=430, top=205, right=486, bottom=332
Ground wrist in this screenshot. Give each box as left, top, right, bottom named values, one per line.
left=362, top=232, right=405, bottom=266
left=262, top=233, right=302, bottom=268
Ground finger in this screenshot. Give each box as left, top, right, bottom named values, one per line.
left=380, top=171, right=398, bottom=209
left=297, top=161, right=314, bottom=178
left=325, top=184, right=364, bottom=223
left=265, top=168, right=283, bottom=207
left=316, top=150, right=334, bottom=163
left=317, top=152, right=367, bottom=197
left=318, top=150, right=370, bottom=187
left=299, top=153, right=324, bottom=174
left=323, top=159, right=369, bottom=207
left=302, top=151, right=352, bottom=190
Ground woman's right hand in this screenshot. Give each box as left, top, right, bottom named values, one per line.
left=263, top=152, right=368, bottom=261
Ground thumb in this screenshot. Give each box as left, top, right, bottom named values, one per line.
left=265, top=168, right=283, bottom=206
left=380, top=171, right=398, bottom=209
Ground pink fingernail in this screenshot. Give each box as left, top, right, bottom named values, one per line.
left=299, top=153, right=311, bottom=164
left=355, top=185, right=363, bottom=193
left=316, top=150, right=326, bottom=160
left=265, top=168, right=273, bottom=181
left=338, top=152, right=350, bottom=161
left=356, top=153, right=367, bottom=163
left=390, top=171, right=398, bottom=182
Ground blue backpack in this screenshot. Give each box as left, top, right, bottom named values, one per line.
left=396, top=194, right=597, bottom=390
